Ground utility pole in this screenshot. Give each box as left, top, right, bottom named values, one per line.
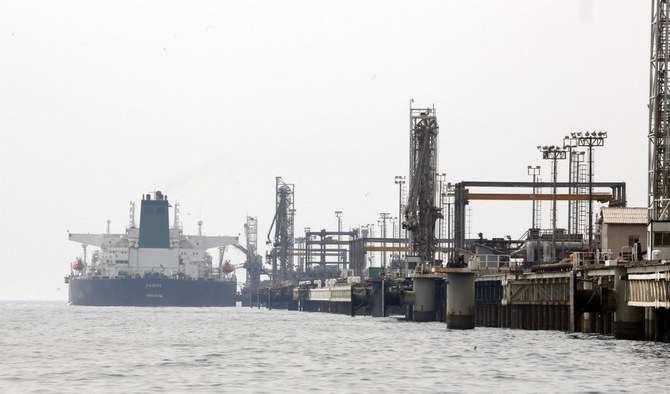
left=379, top=212, right=390, bottom=268
left=334, top=211, right=343, bottom=264
left=394, top=175, right=406, bottom=245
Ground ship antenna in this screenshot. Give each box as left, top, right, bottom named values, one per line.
left=173, top=202, right=180, bottom=230
left=129, top=201, right=136, bottom=228
left=198, top=220, right=203, bottom=236
left=106, top=219, right=111, bottom=234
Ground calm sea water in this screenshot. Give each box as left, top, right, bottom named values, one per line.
left=1, top=301, right=669, bottom=393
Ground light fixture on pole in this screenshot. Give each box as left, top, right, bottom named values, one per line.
left=394, top=175, right=406, bottom=241
left=572, top=131, right=607, bottom=251
left=538, top=145, right=567, bottom=261
left=334, top=211, right=343, bottom=263
left=379, top=212, right=390, bottom=268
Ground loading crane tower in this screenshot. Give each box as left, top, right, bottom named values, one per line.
left=403, top=104, right=442, bottom=269
left=648, top=1, right=670, bottom=257
left=243, top=216, right=263, bottom=288
left=267, top=177, right=295, bottom=284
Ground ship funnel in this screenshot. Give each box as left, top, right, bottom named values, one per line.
left=138, top=192, right=170, bottom=248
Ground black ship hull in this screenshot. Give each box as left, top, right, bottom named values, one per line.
left=68, top=276, right=237, bottom=307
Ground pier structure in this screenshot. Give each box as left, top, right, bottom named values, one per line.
left=452, top=181, right=626, bottom=264
left=233, top=4, right=670, bottom=344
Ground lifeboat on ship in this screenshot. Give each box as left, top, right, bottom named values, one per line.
left=71, top=259, right=84, bottom=271
left=222, top=261, right=235, bottom=273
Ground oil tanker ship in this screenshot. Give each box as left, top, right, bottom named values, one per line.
left=65, top=191, right=239, bottom=306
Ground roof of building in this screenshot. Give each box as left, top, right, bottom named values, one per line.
left=601, top=207, right=647, bottom=225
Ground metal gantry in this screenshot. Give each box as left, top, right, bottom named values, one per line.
left=267, top=176, right=295, bottom=285
left=394, top=175, right=406, bottom=242
left=649, top=0, right=670, bottom=221
left=244, top=216, right=263, bottom=288
left=649, top=1, right=670, bottom=249
left=436, top=172, right=447, bottom=263
left=444, top=182, right=455, bottom=263
left=562, top=135, right=578, bottom=235
left=571, top=131, right=607, bottom=250
left=404, top=104, right=442, bottom=266
left=527, top=165, right=541, bottom=230
left=538, top=145, right=567, bottom=261
left=563, top=135, right=589, bottom=241
left=378, top=212, right=390, bottom=268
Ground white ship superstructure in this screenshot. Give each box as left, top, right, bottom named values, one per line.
left=68, top=191, right=238, bottom=280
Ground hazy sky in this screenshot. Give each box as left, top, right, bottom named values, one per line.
left=0, top=1, right=650, bottom=300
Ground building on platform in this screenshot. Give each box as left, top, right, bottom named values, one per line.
left=599, top=207, right=647, bottom=260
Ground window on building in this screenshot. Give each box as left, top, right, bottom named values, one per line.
left=653, top=232, right=670, bottom=246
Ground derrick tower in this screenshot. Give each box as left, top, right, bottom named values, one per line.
left=648, top=1, right=670, bottom=255
left=403, top=104, right=442, bottom=266
left=267, top=177, right=295, bottom=284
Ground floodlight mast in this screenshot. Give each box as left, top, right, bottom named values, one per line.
left=572, top=131, right=607, bottom=251
left=538, top=145, right=567, bottom=261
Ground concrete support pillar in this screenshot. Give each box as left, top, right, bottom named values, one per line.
left=413, top=276, right=437, bottom=322
left=369, top=281, right=385, bottom=318
left=613, top=267, right=644, bottom=340
left=446, top=271, right=475, bottom=329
